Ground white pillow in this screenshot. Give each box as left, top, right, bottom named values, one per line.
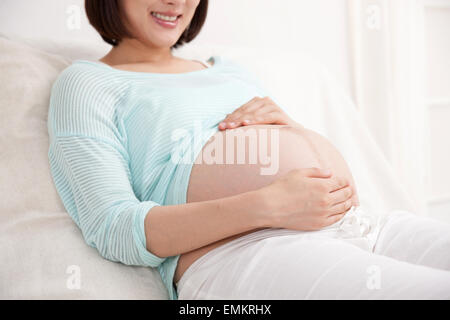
left=0, top=36, right=168, bottom=299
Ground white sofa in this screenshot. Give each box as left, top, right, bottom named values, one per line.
left=0, top=35, right=416, bottom=299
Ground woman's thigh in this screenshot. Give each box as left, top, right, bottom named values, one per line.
left=374, top=210, right=450, bottom=271
left=177, top=229, right=450, bottom=300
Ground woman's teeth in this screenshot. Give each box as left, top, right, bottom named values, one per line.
left=151, top=12, right=179, bottom=21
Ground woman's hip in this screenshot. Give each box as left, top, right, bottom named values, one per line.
left=176, top=225, right=450, bottom=300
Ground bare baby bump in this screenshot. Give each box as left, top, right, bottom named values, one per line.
left=174, top=124, right=359, bottom=285
left=186, top=124, right=358, bottom=203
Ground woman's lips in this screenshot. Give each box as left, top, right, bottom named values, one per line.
left=151, top=13, right=181, bottom=29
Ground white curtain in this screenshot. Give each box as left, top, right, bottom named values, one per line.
left=348, top=0, right=430, bottom=216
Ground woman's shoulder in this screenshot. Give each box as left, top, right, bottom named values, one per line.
left=51, top=60, right=128, bottom=102
left=48, top=61, right=129, bottom=137
left=54, top=60, right=120, bottom=87
left=217, top=56, right=257, bottom=77
left=217, top=56, right=267, bottom=90
left=49, top=61, right=130, bottom=119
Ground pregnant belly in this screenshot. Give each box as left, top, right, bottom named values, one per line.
left=173, top=124, right=359, bottom=285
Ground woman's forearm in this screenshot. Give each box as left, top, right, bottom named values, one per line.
left=144, top=189, right=270, bottom=258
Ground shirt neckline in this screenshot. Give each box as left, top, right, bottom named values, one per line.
left=74, top=56, right=221, bottom=77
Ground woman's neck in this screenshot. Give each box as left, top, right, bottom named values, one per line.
left=100, top=39, right=175, bottom=66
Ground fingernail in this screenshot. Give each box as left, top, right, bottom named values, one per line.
left=219, top=122, right=225, bottom=128
left=229, top=122, right=236, bottom=127
left=243, top=119, right=250, bottom=124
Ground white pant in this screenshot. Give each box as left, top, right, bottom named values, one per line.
left=176, top=207, right=450, bottom=299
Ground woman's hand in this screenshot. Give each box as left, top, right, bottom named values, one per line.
left=258, top=167, right=355, bottom=231
left=218, top=96, right=303, bottom=130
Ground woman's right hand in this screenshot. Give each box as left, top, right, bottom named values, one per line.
left=258, top=167, right=354, bottom=231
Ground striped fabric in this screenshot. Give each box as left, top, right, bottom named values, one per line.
left=47, top=55, right=272, bottom=300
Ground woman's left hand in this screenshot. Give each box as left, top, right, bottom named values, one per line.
left=218, top=96, right=303, bottom=130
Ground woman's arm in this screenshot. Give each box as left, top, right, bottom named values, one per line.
left=145, top=167, right=355, bottom=258
left=145, top=189, right=268, bottom=258
left=48, top=67, right=169, bottom=268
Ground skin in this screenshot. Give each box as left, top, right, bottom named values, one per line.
left=100, top=0, right=360, bottom=286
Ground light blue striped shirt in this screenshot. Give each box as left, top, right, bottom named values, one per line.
left=47, top=55, right=272, bottom=300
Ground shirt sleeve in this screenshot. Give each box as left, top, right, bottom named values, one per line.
left=47, top=65, right=166, bottom=268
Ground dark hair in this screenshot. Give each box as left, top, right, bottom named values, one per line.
left=85, top=0, right=208, bottom=49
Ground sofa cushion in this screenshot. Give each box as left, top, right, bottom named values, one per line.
left=0, top=36, right=168, bottom=299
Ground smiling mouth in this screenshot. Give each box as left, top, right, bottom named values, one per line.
left=151, top=12, right=183, bottom=22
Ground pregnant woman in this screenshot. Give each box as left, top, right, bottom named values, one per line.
left=48, top=0, right=450, bottom=300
